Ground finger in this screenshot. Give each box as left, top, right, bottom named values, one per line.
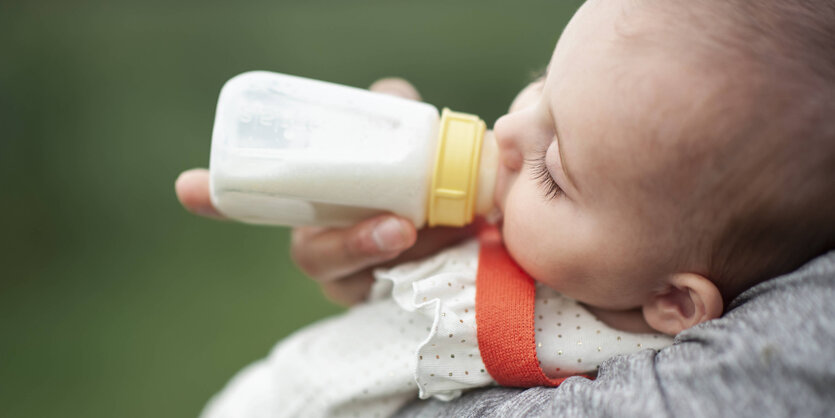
left=319, top=271, right=375, bottom=307
left=376, top=219, right=483, bottom=269
left=175, top=168, right=227, bottom=220
left=369, top=77, right=422, bottom=101
left=318, top=219, right=484, bottom=305
left=290, top=215, right=417, bottom=282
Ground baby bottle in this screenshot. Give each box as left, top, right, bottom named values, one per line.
left=209, top=71, right=498, bottom=228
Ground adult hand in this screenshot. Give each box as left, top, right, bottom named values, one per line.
left=175, top=78, right=480, bottom=306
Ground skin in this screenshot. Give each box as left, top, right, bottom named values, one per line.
left=494, top=0, right=722, bottom=334
left=495, top=0, right=681, bottom=310
left=494, top=0, right=724, bottom=333
left=178, top=0, right=728, bottom=333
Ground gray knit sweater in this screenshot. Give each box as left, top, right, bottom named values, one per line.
left=395, top=251, right=835, bottom=418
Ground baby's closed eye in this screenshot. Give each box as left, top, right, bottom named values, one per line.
left=527, top=150, right=564, bottom=201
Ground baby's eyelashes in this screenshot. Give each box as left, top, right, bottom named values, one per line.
left=527, top=151, right=564, bottom=201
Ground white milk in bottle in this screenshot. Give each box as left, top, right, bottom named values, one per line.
left=209, top=71, right=497, bottom=228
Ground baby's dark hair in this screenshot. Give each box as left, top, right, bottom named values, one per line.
left=654, top=0, right=835, bottom=303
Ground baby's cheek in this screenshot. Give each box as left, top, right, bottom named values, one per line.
left=501, top=199, right=553, bottom=278
left=503, top=216, right=569, bottom=293
left=499, top=185, right=590, bottom=297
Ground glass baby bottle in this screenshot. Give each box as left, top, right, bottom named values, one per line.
left=209, top=71, right=498, bottom=228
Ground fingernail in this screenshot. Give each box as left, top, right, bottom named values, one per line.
left=371, top=218, right=409, bottom=252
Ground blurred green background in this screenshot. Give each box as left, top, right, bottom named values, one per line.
left=0, top=1, right=580, bottom=416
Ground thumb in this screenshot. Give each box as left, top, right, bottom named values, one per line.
left=175, top=168, right=226, bottom=219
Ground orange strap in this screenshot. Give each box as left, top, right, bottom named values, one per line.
left=475, top=226, right=578, bottom=387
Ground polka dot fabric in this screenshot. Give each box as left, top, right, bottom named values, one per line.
left=201, top=239, right=672, bottom=418
left=533, top=286, right=671, bottom=377
left=376, top=240, right=493, bottom=400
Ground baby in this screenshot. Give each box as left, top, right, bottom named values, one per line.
left=176, top=0, right=835, bottom=416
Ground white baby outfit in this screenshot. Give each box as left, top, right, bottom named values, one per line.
left=201, top=239, right=672, bottom=418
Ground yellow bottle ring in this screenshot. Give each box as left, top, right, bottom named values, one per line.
left=427, top=108, right=487, bottom=227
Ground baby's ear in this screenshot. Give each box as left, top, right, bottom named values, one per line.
left=642, top=273, right=723, bottom=335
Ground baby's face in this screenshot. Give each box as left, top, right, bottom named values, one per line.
left=494, top=0, right=711, bottom=309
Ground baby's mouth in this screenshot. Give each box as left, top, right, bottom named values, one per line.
left=484, top=207, right=504, bottom=227
left=492, top=163, right=509, bottom=215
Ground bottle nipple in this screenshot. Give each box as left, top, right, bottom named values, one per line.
left=475, top=129, right=498, bottom=217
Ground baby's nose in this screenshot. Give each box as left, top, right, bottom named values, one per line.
left=493, top=113, right=524, bottom=171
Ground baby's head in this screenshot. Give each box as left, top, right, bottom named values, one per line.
left=493, top=0, right=835, bottom=334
